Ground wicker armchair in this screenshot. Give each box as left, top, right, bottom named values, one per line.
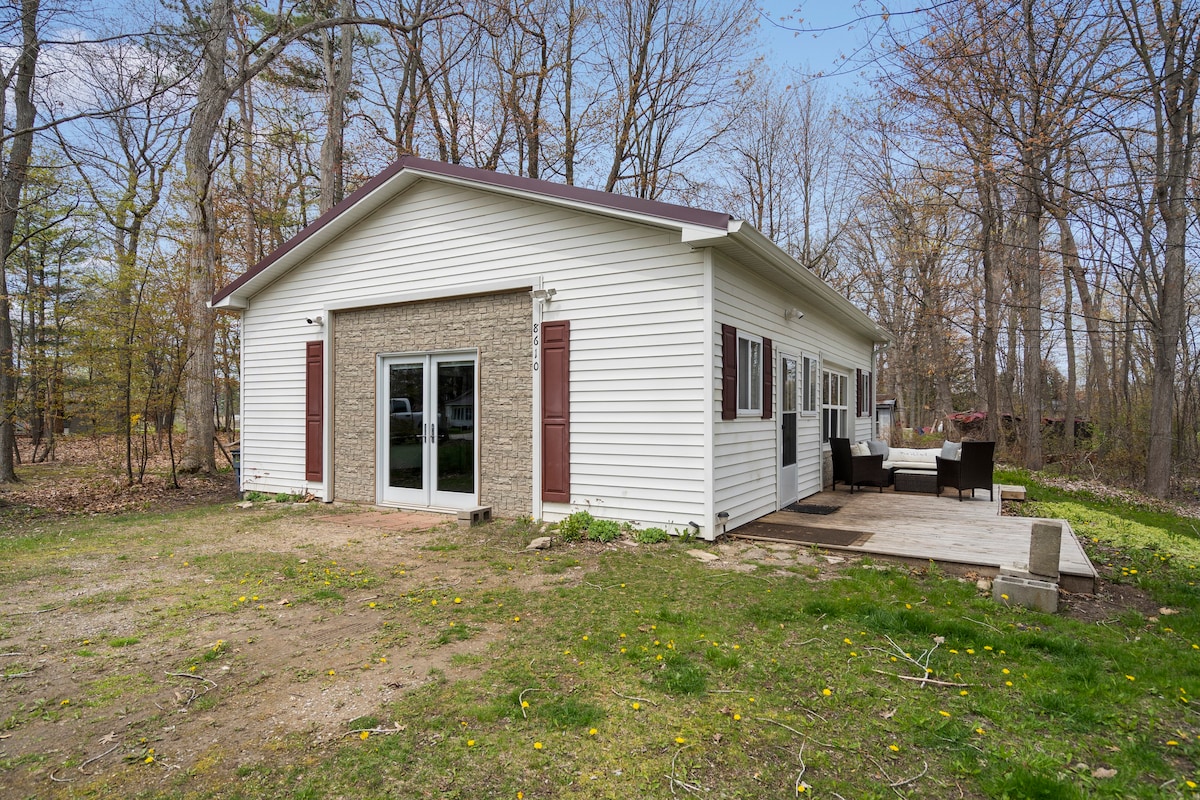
left=829, top=437, right=888, bottom=493
left=936, top=441, right=995, bottom=501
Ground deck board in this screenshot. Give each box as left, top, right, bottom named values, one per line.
left=735, top=485, right=1098, bottom=593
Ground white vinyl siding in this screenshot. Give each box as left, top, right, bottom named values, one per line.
left=239, top=180, right=708, bottom=528
left=712, top=253, right=876, bottom=530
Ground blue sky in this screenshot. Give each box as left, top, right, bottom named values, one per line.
left=753, top=1, right=918, bottom=92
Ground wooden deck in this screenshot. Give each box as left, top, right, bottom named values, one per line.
left=735, top=486, right=1098, bottom=593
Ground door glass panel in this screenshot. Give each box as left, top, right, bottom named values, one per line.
left=782, top=358, right=797, bottom=413
left=435, top=360, right=475, bottom=494
left=782, top=356, right=797, bottom=467
left=388, top=363, right=424, bottom=490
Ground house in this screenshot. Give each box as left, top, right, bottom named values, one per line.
left=211, top=157, right=891, bottom=539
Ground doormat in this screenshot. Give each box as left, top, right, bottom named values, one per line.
left=735, top=522, right=872, bottom=548
left=783, top=502, right=841, bottom=515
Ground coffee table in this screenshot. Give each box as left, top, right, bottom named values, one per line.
left=893, top=468, right=938, bottom=494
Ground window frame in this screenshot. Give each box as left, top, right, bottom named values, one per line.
left=801, top=354, right=819, bottom=416
left=821, top=368, right=849, bottom=443
left=736, top=331, right=763, bottom=415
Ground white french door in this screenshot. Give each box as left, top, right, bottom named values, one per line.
left=377, top=353, right=478, bottom=509
left=779, top=352, right=799, bottom=507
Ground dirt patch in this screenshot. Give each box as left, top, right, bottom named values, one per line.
left=0, top=507, right=550, bottom=796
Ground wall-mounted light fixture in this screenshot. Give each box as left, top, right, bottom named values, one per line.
left=784, top=307, right=805, bottom=322
left=530, top=288, right=557, bottom=302
left=306, top=315, right=325, bottom=326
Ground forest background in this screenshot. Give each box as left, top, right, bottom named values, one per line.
left=1, top=0, right=1198, bottom=501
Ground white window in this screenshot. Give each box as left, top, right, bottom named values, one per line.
left=737, top=332, right=763, bottom=414
left=801, top=355, right=819, bottom=415
left=822, top=369, right=848, bottom=442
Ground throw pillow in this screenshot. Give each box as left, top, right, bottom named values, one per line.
left=940, top=441, right=962, bottom=461
left=851, top=441, right=870, bottom=457
left=867, top=439, right=889, bottom=458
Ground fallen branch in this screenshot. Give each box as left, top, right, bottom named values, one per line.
left=667, top=743, right=704, bottom=796
left=3, top=671, right=36, bottom=679
left=164, top=671, right=218, bottom=705
left=5, top=605, right=61, bottom=616
left=611, top=688, right=657, bottom=706
left=794, top=740, right=808, bottom=796
left=753, top=717, right=839, bottom=750
left=518, top=687, right=539, bottom=719
left=1, top=652, right=27, bottom=657
left=890, top=760, right=929, bottom=790
left=78, top=744, right=121, bottom=775
left=871, top=669, right=971, bottom=688
left=963, top=616, right=1003, bottom=633
left=343, top=723, right=404, bottom=738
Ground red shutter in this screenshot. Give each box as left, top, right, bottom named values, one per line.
left=762, top=337, right=773, bottom=419
left=721, top=324, right=737, bottom=420
left=305, top=341, right=324, bottom=482
left=541, top=320, right=570, bottom=502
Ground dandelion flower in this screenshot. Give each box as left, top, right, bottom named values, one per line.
left=960, top=690, right=968, bottom=696
left=328, top=669, right=335, bottom=676
left=369, top=602, right=377, bottom=608
left=468, top=739, right=476, bottom=746
left=975, top=727, right=986, bottom=735
left=144, top=755, right=154, bottom=764
left=588, top=728, right=598, bottom=736
left=360, top=731, right=370, bottom=740
left=454, top=597, right=462, bottom=604
left=521, top=700, right=530, bottom=709
left=1167, top=740, right=1179, bottom=746
left=889, top=744, right=900, bottom=752
left=431, top=599, right=438, bottom=606
left=843, top=638, right=852, bottom=644
left=1126, top=675, right=1136, bottom=681
left=60, top=699, right=70, bottom=706
left=939, top=710, right=951, bottom=718
left=822, top=688, right=832, bottom=697
left=513, top=616, right=521, bottom=622
left=733, top=713, right=741, bottom=721
left=533, top=742, right=543, bottom=750
left=632, top=702, right=641, bottom=710
left=675, top=736, right=686, bottom=744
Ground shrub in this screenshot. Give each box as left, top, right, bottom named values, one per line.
left=634, top=527, right=670, bottom=544
left=557, top=510, right=593, bottom=542
left=589, top=519, right=621, bottom=543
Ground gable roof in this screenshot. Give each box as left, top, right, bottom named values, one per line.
left=211, top=156, right=890, bottom=343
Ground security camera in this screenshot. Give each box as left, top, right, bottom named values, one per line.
left=306, top=315, right=324, bottom=326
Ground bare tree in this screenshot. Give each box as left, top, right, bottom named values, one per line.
left=1113, top=0, right=1200, bottom=497
left=0, top=0, right=41, bottom=483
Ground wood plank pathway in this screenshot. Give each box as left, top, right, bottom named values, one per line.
left=735, top=485, right=1098, bottom=593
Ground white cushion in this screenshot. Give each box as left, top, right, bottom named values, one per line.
left=941, top=441, right=962, bottom=461
left=851, top=441, right=870, bottom=457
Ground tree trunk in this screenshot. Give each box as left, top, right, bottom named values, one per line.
left=0, top=0, right=40, bottom=484
left=178, top=0, right=233, bottom=475
left=319, top=0, right=355, bottom=213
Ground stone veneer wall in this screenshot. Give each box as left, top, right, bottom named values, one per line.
left=332, top=291, right=532, bottom=517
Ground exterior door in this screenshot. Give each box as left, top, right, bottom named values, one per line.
left=779, top=353, right=799, bottom=506
left=378, top=353, right=478, bottom=509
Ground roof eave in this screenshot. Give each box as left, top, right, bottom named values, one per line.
left=692, top=221, right=892, bottom=345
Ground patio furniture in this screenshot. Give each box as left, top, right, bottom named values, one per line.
left=830, top=437, right=889, bottom=493
left=936, top=440, right=996, bottom=501
left=893, top=468, right=938, bottom=494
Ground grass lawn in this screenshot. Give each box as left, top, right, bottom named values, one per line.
left=1, top=474, right=1198, bottom=798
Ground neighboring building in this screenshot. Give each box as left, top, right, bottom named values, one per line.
left=212, top=157, right=890, bottom=539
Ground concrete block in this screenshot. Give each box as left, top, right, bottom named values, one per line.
left=457, top=506, right=493, bottom=528
left=1028, top=521, right=1063, bottom=580
left=993, top=573, right=1059, bottom=613
left=1000, top=485, right=1027, bottom=501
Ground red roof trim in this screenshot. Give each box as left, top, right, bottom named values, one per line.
left=212, top=156, right=731, bottom=306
